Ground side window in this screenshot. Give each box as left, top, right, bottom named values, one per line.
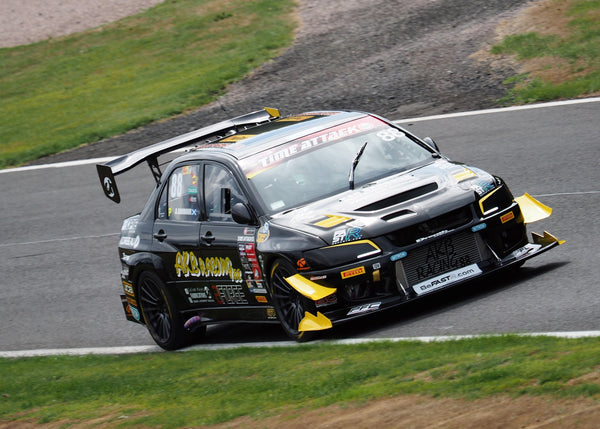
left=204, top=164, right=245, bottom=222
left=157, top=165, right=200, bottom=221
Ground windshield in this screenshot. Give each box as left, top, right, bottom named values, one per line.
left=240, top=115, right=433, bottom=213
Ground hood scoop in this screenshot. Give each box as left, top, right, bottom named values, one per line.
left=356, top=182, right=438, bottom=212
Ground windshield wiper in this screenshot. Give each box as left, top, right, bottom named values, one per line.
left=348, top=142, right=368, bottom=190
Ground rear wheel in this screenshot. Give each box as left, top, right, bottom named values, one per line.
left=137, top=271, right=188, bottom=350
left=269, top=259, right=315, bottom=342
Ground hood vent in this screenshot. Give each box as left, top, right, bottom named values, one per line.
left=356, top=182, right=438, bottom=212
left=381, top=209, right=414, bottom=222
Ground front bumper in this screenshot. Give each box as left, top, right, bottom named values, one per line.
left=287, top=194, right=563, bottom=332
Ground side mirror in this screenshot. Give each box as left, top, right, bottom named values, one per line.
left=423, top=136, right=440, bottom=152
left=231, top=202, right=255, bottom=225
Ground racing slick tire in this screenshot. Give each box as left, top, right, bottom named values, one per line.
left=269, top=259, right=316, bottom=342
left=137, top=271, right=194, bottom=350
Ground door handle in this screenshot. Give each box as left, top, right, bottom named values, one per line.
left=201, top=231, right=216, bottom=243
left=154, top=230, right=167, bottom=241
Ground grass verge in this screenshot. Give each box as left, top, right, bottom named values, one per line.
left=491, top=0, right=600, bottom=104
left=1, top=336, right=599, bottom=427
left=0, top=0, right=297, bottom=168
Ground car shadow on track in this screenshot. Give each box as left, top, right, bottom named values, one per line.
left=187, top=261, right=569, bottom=347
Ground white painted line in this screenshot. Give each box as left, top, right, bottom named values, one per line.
left=0, top=156, right=115, bottom=174
left=2, top=331, right=599, bottom=358
left=0, top=233, right=120, bottom=248
left=535, top=191, right=600, bottom=197
left=395, top=96, right=600, bottom=123
left=1, top=97, right=599, bottom=175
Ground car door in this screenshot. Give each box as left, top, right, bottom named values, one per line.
left=198, top=162, right=269, bottom=310
left=151, top=164, right=205, bottom=307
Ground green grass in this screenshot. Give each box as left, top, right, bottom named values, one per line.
left=1, top=336, right=599, bottom=427
left=0, top=0, right=297, bottom=168
left=491, top=0, right=600, bottom=104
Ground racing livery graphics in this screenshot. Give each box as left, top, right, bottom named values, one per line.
left=97, top=108, right=563, bottom=350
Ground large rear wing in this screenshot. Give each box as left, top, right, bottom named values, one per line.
left=96, top=107, right=280, bottom=203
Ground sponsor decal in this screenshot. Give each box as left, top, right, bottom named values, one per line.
left=103, top=176, right=116, bottom=198
left=347, top=302, right=381, bottom=316
left=130, top=305, right=140, bottom=321
left=501, top=211, right=515, bottom=223
left=471, top=223, right=487, bottom=232
left=471, top=180, right=495, bottom=196
left=415, top=229, right=449, bottom=243
left=332, top=226, right=362, bottom=245
left=341, top=266, right=366, bottom=279
left=256, top=295, right=268, bottom=303
left=121, top=216, right=139, bottom=234
left=174, top=252, right=242, bottom=282
left=266, top=307, right=277, bottom=319
left=119, top=235, right=140, bottom=249
left=244, top=116, right=382, bottom=178
left=174, top=207, right=198, bottom=216
left=415, top=238, right=472, bottom=281
left=127, top=296, right=138, bottom=307
left=184, top=286, right=214, bottom=304
left=257, top=222, right=270, bottom=243
left=296, top=258, right=310, bottom=271
left=390, top=251, right=407, bottom=261
left=412, top=263, right=482, bottom=295
left=212, top=284, right=248, bottom=305
left=122, top=281, right=134, bottom=297
left=316, top=294, right=338, bottom=307
left=187, top=186, right=198, bottom=195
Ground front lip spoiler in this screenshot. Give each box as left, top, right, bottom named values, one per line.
left=314, top=229, right=564, bottom=327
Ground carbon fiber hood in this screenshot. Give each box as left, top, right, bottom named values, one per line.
left=269, top=159, right=495, bottom=245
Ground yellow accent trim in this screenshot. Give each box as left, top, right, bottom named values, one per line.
left=314, top=214, right=352, bottom=228
left=453, top=167, right=477, bottom=182
left=264, top=107, right=281, bottom=118
left=221, top=134, right=252, bottom=142
left=515, top=193, right=552, bottom=224
left=478, top=186, right=502, bottom=214
left=532, top=230, right=565, bottom=246
left=285, top=274, right=337, bottom=301
left=298, top=311, right=333, bottom=331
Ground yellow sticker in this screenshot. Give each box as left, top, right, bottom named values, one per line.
left=501, top=211, right=515, bottom=223
left=314, top=215, right=352, bottom=228
left=341, top=266, right=366, bottom=279
left=453, top=167, right=477, bottom=182
left=220, top=134, right=253, bottom=142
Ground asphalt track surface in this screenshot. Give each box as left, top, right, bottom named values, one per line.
left=1, top=98, right=599, bottom=353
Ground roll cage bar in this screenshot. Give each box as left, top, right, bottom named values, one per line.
left=96, top=107, right=280, bottom=203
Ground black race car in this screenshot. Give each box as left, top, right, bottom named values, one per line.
left=97, top=108, right=563, bottom=350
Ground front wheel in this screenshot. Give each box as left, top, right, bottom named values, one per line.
left=269, top=259, right=315, bottom=342
left=137, top=271, right=188, bottom=350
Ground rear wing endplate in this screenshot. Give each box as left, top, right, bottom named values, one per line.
left=96, top=107, right=280, bottom=203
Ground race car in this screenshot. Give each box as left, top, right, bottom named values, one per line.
left=96, top=107, right=563, bottom=350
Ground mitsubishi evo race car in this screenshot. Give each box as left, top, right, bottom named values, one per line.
left=97, top=108, right=563, bottom=350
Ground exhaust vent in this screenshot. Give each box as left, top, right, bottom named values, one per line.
left=357, top=183, right=438, bottom=211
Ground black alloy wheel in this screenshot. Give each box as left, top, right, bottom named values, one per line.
left=137, top=271, right=187, bottom=350
left=270, top=259, right=315, bottom=342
